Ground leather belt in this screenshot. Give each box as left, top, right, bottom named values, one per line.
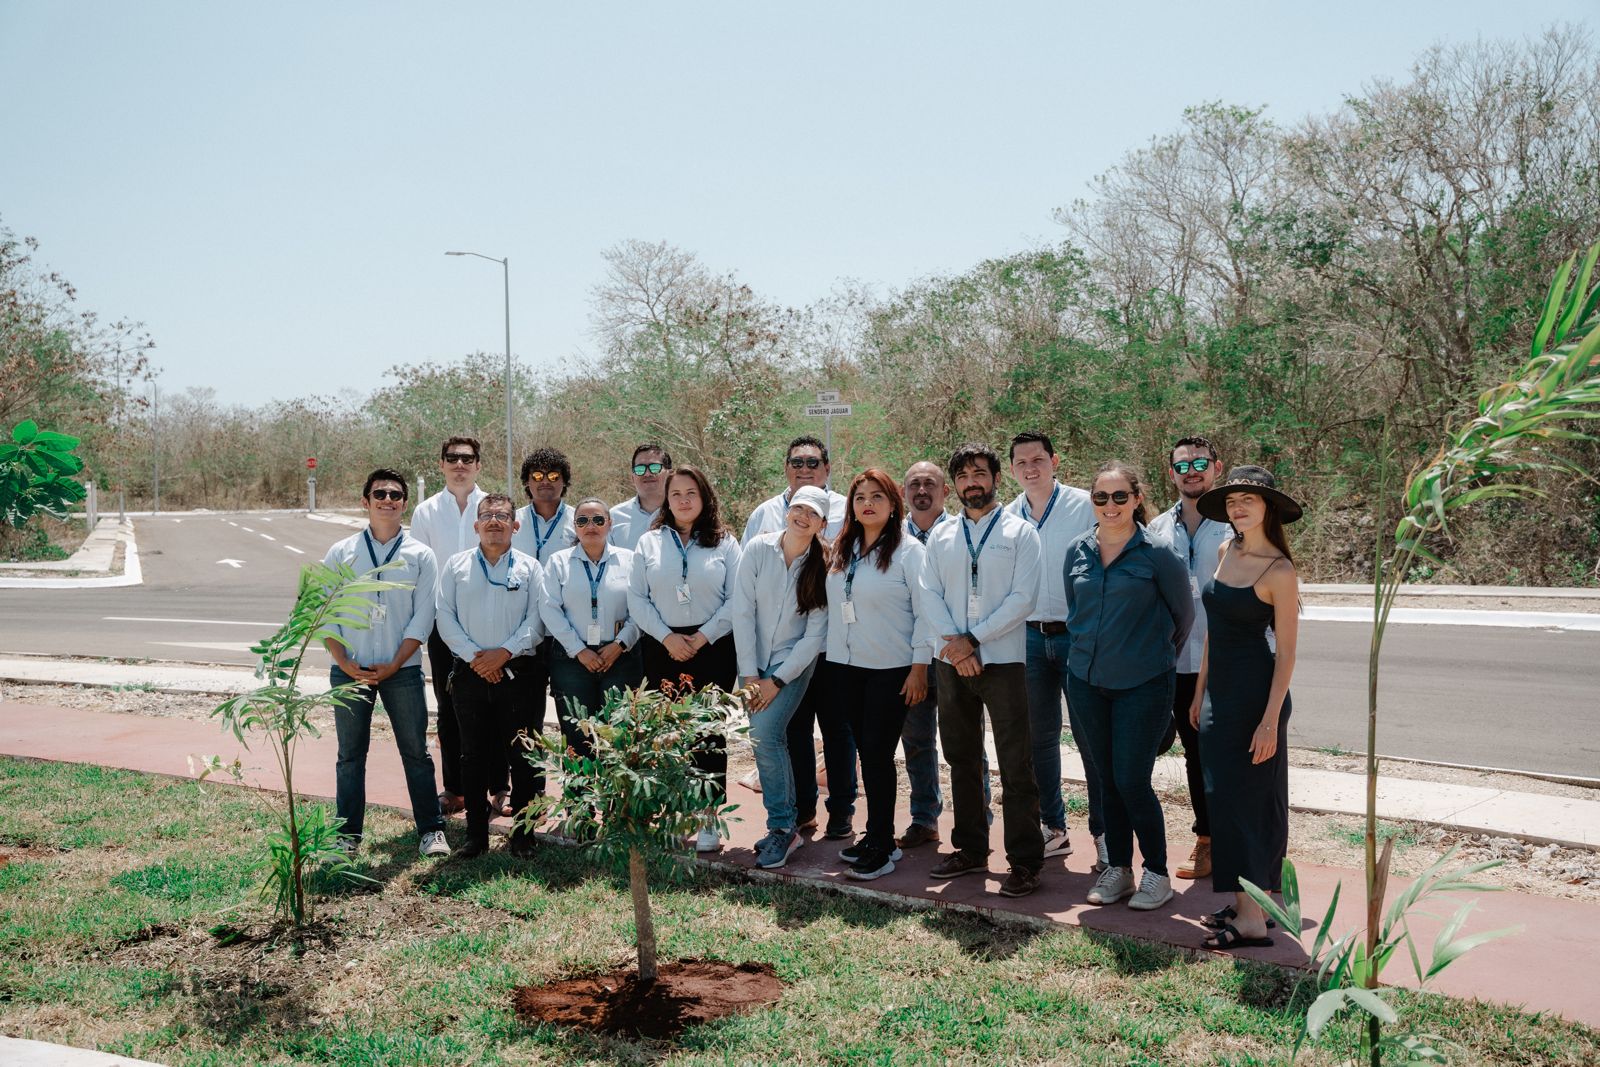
left=1027, top=620, right=1068, bottom=635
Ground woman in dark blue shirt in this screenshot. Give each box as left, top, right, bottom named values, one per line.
left=1064, top=461, right=1194, bottom=913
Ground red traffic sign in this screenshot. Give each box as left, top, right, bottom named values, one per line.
left=306, top=457, right=318, bottom=470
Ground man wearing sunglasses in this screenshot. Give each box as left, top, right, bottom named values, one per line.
left=321, top=469, right=449, bottom=859
left=1146, top=435, right=1229, bottom=881
left=408, top=436, right=489, bottom=817
left=609, top=443, right=672, bottom=551
left=511, top=447, right=576, bottom=566
left=741, top=436, right=847, bottom=544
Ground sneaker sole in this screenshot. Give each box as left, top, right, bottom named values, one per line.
left=847, top=860, right=895, bottom=881
left=838, top=846, right=903, bottom=863
left=931, top=862, right=987, bottom=879
left=998, top=882, right=1040, bottom=898
left=1127, top=891, right=1174, bottom=911
left=1042, top=841, right=1072, bottom=858
left=1087, top=887, right=1134, bottom=904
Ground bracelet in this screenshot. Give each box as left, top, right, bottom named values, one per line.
left=771, top=676, right=787, bottom=690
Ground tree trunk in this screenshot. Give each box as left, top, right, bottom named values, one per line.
left=629, top=847, right=658, bottom=984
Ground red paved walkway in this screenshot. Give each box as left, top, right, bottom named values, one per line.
left=2, top=700, right=1595, bottom=1029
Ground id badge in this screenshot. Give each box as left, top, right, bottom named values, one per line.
left=1190, top=575, right=1201, bottom=598
left=370, top=603, right=387, bottom=624
left=586, top=623, right=603, bottom=645
left=967, top=593, right=983, bottom=619
left=841, top=601, right=858, bottom=625
left=676, top=584, right=693, bottom=604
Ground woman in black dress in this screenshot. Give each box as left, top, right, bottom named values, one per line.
left=1188, top=466, right=1302, bottom=950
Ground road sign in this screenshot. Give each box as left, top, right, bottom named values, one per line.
left=815, top=389, right=841, bottom=404
left=805, top=403, right=852, bottom=417
left=306, top=457, right=317, bottom=470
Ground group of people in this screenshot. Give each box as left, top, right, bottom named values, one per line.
left=323, top=428, right=1301, bottom=951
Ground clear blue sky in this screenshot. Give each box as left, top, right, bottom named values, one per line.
left=3, top=3, right=1591, bottom=407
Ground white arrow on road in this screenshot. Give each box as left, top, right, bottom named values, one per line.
left=217, top=559, right=245, bottom=568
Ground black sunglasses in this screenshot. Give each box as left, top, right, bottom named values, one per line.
left=367, top=489, right=405, bottom=502
left=1090, top=490, right=1134, bottom=505
left=443, top=452, right=479, bottom=465
left=574, top=515, right=608, bottom=527
left=787, top=456, right=823, bottom=470
left=1171, top=457, right=1212, bottom=475
left=632, top=462, right=665, bottom=476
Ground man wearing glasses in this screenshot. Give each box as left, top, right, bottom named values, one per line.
left=435, top=493, right=545, bottom=858
left=321, top=469, right=449, bottom=859
left=1146, top=435, right=1229, bottom=882
left=511, top=447, right=577, bottom=566
left=408, top=436, right=488, bottom=817
left=609, top=443, right=672, bottom=551
left=741, top=436, right=847, bottom=543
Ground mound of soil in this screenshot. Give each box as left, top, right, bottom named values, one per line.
left=513, top=959, right=784, bottom=1038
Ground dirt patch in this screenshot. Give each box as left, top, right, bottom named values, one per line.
left=513, top=959, right=784, bottom=1038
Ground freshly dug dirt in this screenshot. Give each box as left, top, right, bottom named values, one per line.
left=513, top=958, right=784, bottom=1038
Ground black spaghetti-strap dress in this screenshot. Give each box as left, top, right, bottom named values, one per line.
left=1199, top=574, right=1291, bottom=893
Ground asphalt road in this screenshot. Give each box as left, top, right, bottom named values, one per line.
left=2, top=511, right=1597, bottom=778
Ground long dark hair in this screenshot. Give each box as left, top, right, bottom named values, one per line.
left=1092, top=461, right=1149, bottom=527
left=650, top=466, right=728, bottom=549
left=831, top=468, right=904, bottom=573
left=1235, top=495, right=1296, bottom=566
left=792, top=526, right=829, bottom=615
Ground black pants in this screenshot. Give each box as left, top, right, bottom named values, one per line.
left=641, top=627, right=736, bottom=802
left=426, top=627, right=463, bottom=795
left=449, top=655, right=542, bottom=847
left=829, top=662, right=910, bottom=852
left=786, top=656, right=826, bottom=823
left=935, top=660, right=1043, bottom=872
left=1172, top=671, right=1208, bottom=837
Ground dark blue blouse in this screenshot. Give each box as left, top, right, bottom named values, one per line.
left=1063, top=524, right=1195, bottom=688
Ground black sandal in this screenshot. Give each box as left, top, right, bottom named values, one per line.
left=1202, top=905, right=1275, bottom=931
left=1203, top=922, right=1274, bottom=950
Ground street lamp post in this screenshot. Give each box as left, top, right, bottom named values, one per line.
left=445, top=250, right=514, bottom=494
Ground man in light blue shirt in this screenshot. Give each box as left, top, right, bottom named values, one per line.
left=921, top=443, right=1045, bottom=897
left=435, top=493, right=545, bottom=859
left=321, top=469, right=449, bottom=859
left=609, top=443, right=671, bottom=551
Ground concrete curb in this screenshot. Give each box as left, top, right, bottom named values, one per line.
left=1302, top=605, right=1600, bottom=631
left=0, top=519, right=141, bottom=589
left=0, top=1036, right=164, bottom=1066
left=1304, top=582, right=1600, bottom=599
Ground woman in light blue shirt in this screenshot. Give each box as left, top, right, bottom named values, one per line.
left=539, top=498, right=643, bottom=767
left=733, top=485, right=830, bottom=870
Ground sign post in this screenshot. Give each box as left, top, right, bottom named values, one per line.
left=804, top=392, right=851, bottom=492
left=306, top=457, right=317, bottom=513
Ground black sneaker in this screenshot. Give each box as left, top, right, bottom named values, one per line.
left=847, top=847, right=897, bottom=881
left=507, top=833, right=537, bottom=859
left=839, top=840, right=903, bottom=865
left=455, top=838, right=489, bottom=860
left=822, top=818, right=855, bottom=840
left=998, top=866, right=1041, bottom=897
left=929, top=850, right=987, bottom=879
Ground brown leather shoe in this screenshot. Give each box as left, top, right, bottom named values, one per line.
left=896, top=823, right=941, bottom=849
left=1176, top=836, right=1211, bottom=880
left=997, top=867, right=1041, bottom=897
left=439, top=791, right=466, bottom=816
left=929, top=850, right=987, bottom=879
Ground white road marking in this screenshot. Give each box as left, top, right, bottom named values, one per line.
left=1305, top=606, right=1600, bottom=631
left=105, top=616, right=279, bottom=627
left=260, top=534, right=276, bottom=541
left=151, top=641, right=260, bottom=653
left=225, top=521, right=238, bottom=527
left=260, top=517, right=273, bottom=522
left=284, top=545, right=305, bottom=554
left=241, top=526, right=256, bottom=533
left=216, top=559, right=245, bottom=568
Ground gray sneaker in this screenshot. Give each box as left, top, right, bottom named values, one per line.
left=418, top=830, right=450, bottom=858
left=755, top=829, right=802, bottom=870
left=1127, top=870, right=1173, bottom=911
left=1086, top=864, right=1134, bottom=905
left=1093, top=834, right=1109, bottom=873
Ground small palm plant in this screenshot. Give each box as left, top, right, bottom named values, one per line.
left=515, top=677, right=738, bottom=984
left=205, top=560, right=408, bottom=926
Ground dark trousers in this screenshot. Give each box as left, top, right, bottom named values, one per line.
left=1172, top=672, right=1208, bottom=836
left=641, top=628, right=736, bottom=801
left=426, top=627, right=463, bottom=795
left=1067, top=669, right=1174, bottom=876
left=449, top=655, right=542, bottom=847
left=935, top=660, right=1043, bottom=872
left=814, top=665, right=860, bottom=825
left=828, top=662, right=910, bottom=852
left=547, top=641, right=645, bottom=761
left=785, top=658, right=826, bottom=823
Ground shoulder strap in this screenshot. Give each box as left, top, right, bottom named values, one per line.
left=1250, top=555, right=1285, bottom=585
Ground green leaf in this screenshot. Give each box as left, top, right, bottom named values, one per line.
left=1531, top=251, right=1575, bottom=357
left=11, top=420, right=38, bottom=445
left=1305, top=988, right=1348, bottom=1038
left=1554, top=242, right=1600, bottom=346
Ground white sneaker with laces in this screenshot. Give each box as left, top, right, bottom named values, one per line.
left=1128, top=870, right=1173, bottom=911
left=1041, top=824, right=1072, bottom=858
left=696, top=825, right=722, bottom=853
left=418, top=830, right=450, bottom=858
left=1086, top=864, right=1134, bottom=905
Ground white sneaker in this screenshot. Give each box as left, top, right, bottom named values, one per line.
left=1086, top=864, right=1134, bottom=905
left=1128, top=870, right=1173, bottom=911
left=696, top=825, right=722, bottom=853
left=418, top=830, right=450, bottom=858
left=1041, top=824, right=1072, bottom=858
left=1093, top=834, right=1109, bottom=872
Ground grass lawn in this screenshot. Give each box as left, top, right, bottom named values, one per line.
left=1, top=757, right=1595, bottom=1066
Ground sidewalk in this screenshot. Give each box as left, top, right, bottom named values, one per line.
left=1, top=698, right=1596, bottom=1030
left=0, top=518, right=141, bottom=589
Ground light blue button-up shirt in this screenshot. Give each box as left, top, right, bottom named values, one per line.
left=511, top=502, right=576, bottom=566
left=741, top=488, right=848, bottom=543
left=1146, top=502, right=1233, bottom=673
left=627, top=527, right=742, bottom=643
left=321, top=528, right=437, bottom=668
left=1004, top=482, right=1096, bottom=623
left=825, top=537, right=933, bottom=668
left=920, top=506, right=1041, bottom=667
left=539, top=544, right=640, bottom=657
left=435, top=546, right=543, bottom=661
left=608, top=496, right=660, bottom=551
left=905, top=511, right=950, bottom=545
left=732, top=531, right=829, bottom=682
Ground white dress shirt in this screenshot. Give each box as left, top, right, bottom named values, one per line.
left=732, top=531, right=828, bottom=682
left=511, top=501, right=576, bottom=566
left=435, top=547, right=543, bottom=661
left=825, top=537, right=933, bottom=669
left=408, top=487, right=488, bottom=580
left=920, top=506, right=1042, bottom=666
left=1147, top=502, right=1234, bottom=673
left=321, top=528, right=437, bottom=668
left=742, top=488, right=848, bottom=543
left=627, top=527, right=743, bottom=643
left=1004, top=482, right=1095, bottom=623
left=539, top=544, right=640, bottom=657
left=608, top=496, right=661, bottom=551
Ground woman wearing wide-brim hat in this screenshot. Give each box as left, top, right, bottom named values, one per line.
left=1187, top=465, right=1303, bottom=952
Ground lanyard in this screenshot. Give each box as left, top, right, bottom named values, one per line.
left=581, top=557, right=608, bottom=620
left=844, top=550, right=865, bottom=600
left=962, top=509, right=1001, bottom=589
left=527, top=503, right=565, bottom=560
left=667, top=528, right=691, bottom=583
left=1028, top=485, right=1061, bottom=529
left=362, top=528, right=403, bottom=570
left=476, top=549, right=520, bottom=590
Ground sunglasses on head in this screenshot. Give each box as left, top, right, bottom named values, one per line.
left=632, top=462, right=665, bottom=476
left=443, top=452, right=478, bottom=465
left=574, top=514, right=608, bottom=527
left=367, top=489, right=405, bottom=502
left=1091, top=490, right=1134, bottom=506
left=788, top=456, right=823, bottom=470
left=525, top=470, right=562, bottom=482
left=1171, top=457, right=1212, bottom=475
left=477, top=510, right=514, bottom=524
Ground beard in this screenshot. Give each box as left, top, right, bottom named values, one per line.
left=961, top=486, right=996, bottom=510
left=1178, top=482, right=1208, bottom=500
left=910, top=492, right=934, bottom=511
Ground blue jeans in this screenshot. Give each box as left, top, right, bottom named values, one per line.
left=547, top=642, right=645, bottom=760
left=1026, top=626, right=1103, bottom=835
left=748, top=660, right=817, bottom=831
left=331, top=664, right=444, bottom=840
left=1066, top=669, right=1174, bottom=876
left=901, top=671, right=992, bottom=828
